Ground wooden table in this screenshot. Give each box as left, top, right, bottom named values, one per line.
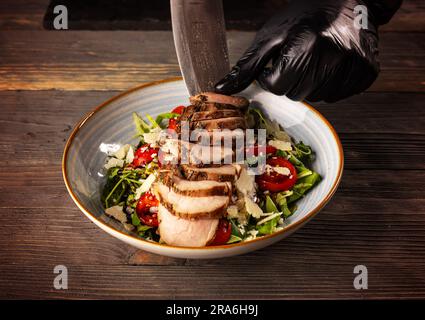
left=0, top=0, right=424, bottom=299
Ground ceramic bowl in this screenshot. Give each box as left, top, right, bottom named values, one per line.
left=63, top=78, right=343, bottom=259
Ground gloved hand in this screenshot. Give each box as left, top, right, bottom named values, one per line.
left=215, top=0, right=401, bottom=102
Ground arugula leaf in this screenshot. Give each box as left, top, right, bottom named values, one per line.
left=275, top=194, right=293, bottom=218
left=257, top=215, right=280, bottom=235
left=146, top=114, right=159, bottom=128
left=229, top=219, right=243, bottom=238
left=248, top=108, right=291, bottom=141
left=288, top=171, right=322, bottom=203
left=155, top=112, right=180, bottom=128
left=293, top=141, right=314, bottom=164
left=137, top=224, right=153, bottom=237
left=227, top=234, right=243, bottom=244
left=265, top=195, right=278, bottom=213
left=132, top=112, right=151, bottom=136
left=131, top=213, right=141, bottom=226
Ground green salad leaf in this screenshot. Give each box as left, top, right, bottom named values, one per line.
left=155, top=112, right=181, bottom=128
left=265, top=195, right=279, bottom=213
left=257, top=215, right=280, bottom=235
left=227, top=234, right=243, bottom=244
left=288, top=172, right=322, bottom=203
left=132, top=112, right=151, bottom=136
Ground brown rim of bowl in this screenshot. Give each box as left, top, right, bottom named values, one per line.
left=62, top=77, right=344, bottom=251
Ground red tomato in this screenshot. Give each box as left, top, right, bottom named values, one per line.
left=171, top=105, right=185, bottom=115
left=209, top=219, right=232, bottom=245
left=246, top=145, right=277, bottom=156
left=256, top=156, right=297, bottom=192
left=167, top=118, right=179, bottom=131
left=132, top=144, right=158, bottom=167
left=136, top=191, right=159, bottom=227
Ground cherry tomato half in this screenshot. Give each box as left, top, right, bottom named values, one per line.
left=209, top=219, right=232, bottom=245
left=256, top=156, right=297, bottom=192
left=171, top=105, right=185, bottom=115
left=136, top=191, right=159, bottom=227
left=132, top=144, right=158, bottom=167
left=246, top=145, right=277, bottom=156
left=167, top=117, right=179, bottom=131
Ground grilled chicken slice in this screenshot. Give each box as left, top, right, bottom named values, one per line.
left=181, top=164, right=239, bottom=182
left=156, top=183, right=230, bottom=218
left=190, top=117, right=247, bottom=131
left=190, top=109, right=243, bottom=121
left=160, top=173, right=232, bottom=197
left=190, top=92, right=249, bottom=109
left=161, top=139, right=234, bottom=165
left=191, top=128, right=245, bottom=145
left=179, top=105, right=198, bottom=122
left=158, top=204, right=218, bottom=247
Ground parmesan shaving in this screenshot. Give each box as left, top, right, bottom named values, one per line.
left=269, top=139, right=292, bottom=151
left=135, top=174, right=156, bottom=199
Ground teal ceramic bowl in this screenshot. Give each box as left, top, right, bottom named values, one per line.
left=63, top=78, right=343, bottom=259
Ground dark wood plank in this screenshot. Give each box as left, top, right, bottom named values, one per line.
left=0, top=167, right=424, bottom=298
left=380, top=0, right=425, bottom=32
left=0, top=0, right=48, bottom=30
left=1, top=91, right=423, bottom=170
left=0, top=90, right=424, bottom=301
left=1, top=0, right=423, bottom=32
left=1, top=260, right=425, bottom=299
left=0, top=31, right=423, bottom=92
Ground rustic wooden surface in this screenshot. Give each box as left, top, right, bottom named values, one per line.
left=0, top=0, right=424, bottom=299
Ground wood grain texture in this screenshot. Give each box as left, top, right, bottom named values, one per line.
left=0, top=0, right=424, bottom=299
left=0, top=0, right=48, bottom=30
left=1, top=91, right=423, bottom=170
left=0, top=31, right=423, bottom=91
left=0, top=0, right=423, bottom=32
left=0, top=90, right=424, bottom=298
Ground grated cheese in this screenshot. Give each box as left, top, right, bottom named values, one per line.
left=135, top=173, right=156, bottom=200
left=244, top=196, right=263, bottom=219
left=104, top=157, right=124, bottom=170
left=125, top=146, right=134, bottom=164
left=235, top=167, right=256, bottom=197
left=257, top=212, right=283, bottom=225
left=113, top=144, right=130, bottom=160
left=269, top=139, right=292, bottom=151
left=105, top=206, right=127, bottom=223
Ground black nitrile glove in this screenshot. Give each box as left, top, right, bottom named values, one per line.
left=215, top=0, right=402, bottom=102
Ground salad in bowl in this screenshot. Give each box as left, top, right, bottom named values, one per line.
left=101, top=92, right=321, bottom=247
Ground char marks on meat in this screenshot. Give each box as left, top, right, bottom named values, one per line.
left=156, top=92, right=249, bottom=246
left=190, top=92, right=249, bottom=109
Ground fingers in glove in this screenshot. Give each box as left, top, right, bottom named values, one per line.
left=215, top=38, right=282, bottom=95
left=307, top=37, right=379, bottom=102
left=257, top=31, right=318, bottom=101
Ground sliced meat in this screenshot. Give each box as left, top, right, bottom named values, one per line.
left=158, top=204, right=218, bottom=247
left=160, top=139, right=234, bottom=165
left=160, top=173, right=232, bottom=197
left=181, top=164, right=239, bottom=182
left=155, top=183, right=229, bottom=219
left=191, top=128, right=245, bottom=145
left=179, top=140, right=234, bottom=165
left=190, top=92, right=249, bottom=109
left=179, top=105, right=199, bottom=122
left=197, top=102, right=238, bottom=112
left=190, top=109, right=243, bottom=121
left=190, top=117, right=247, bottom=131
